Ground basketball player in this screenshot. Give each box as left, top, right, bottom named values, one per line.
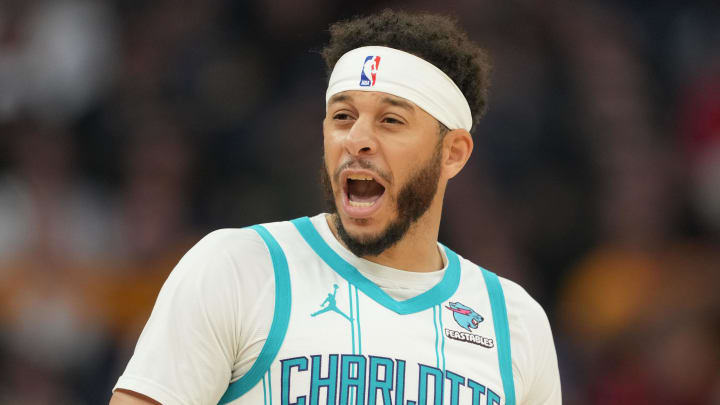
left=110, top=10, right=561, bottom=405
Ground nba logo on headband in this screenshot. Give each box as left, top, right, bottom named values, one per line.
left=359, top=55, right=381, bottom=86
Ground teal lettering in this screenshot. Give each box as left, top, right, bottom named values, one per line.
left=486, top=388, right=501, bottom=405
left=445, top=370, right=465, bottom=405
left=281, top=357, right=308, bottom=405
left=395, top=359, right=406, bottom=405
left=368, top=356, right=393, bottom=405
left=339, top=354, right=366, bottom=405
left=279, top=354, right=502, bottom=405
left=310, top=354, right=338, bottom=405
left=418, top=364, right=443, bottom=405
left=467, top=379, right=486, bottom=405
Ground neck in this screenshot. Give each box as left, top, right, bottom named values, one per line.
left=326, top=201, right=445, bottom=272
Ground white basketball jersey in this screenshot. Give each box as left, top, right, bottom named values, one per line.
left=219, top=217, right=515, bottom=405
left=114, top=214, right=560, bottom=405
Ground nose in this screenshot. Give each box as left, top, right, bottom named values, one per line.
left=343, top=117, right=377, bottom=156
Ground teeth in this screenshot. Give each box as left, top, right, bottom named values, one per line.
left=348, top=174, right=373, bottom=181
left=348, top=200, right=375, bottom=207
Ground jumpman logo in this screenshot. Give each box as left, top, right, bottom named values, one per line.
left=311, top=284, right=352, bottom=322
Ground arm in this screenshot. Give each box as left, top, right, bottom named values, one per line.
left=109, top=389, right=160, bottom=405
left=111, top=229, right=274, bottom=404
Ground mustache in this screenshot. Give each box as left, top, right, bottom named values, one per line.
left=333, top=158, right=393, bottom=185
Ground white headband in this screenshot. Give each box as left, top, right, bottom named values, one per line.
left=326, top=46, right=472, bottom=131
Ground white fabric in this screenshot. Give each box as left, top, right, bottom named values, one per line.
left=326, top=46, right=473, bottom=131
left=114, top=213, right=560, bottom=404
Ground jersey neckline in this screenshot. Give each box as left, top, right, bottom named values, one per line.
left=290, top=216, right=461, bottom=315
left=310, top=214, right=446, bottom=291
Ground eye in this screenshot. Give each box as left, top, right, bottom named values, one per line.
left=333, top=113, right=353, bottom=121
left=381, top=116, right=404, bottom=125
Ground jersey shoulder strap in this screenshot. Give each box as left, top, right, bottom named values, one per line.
left=219, top=224, right=291, bottom=404
left=481, top=267, right=516, bottom=405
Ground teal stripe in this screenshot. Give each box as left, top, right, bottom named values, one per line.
left=291, top=217, right=460, bottom=314
left=219, top=225, right=291, bottom=404
left=432, top=306, right=440, bottom=369
left=267, top=368, right=272, bottom=405
left=262, top=376, right=267, bottom=405
left=355, top=286, right=362, bottom=355
left=438, top=304, right=446, bottom=373
left=348, top=280, right=355, bottom=354
left=481, top=268, right=516, bottom=405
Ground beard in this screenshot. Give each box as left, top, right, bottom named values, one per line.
left=321, top=140, right=443, bottom=258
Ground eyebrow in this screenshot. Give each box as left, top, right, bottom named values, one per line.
left=326, top=93, right=416, bottom=113
left=380, top=96, right=415, bottom=113
left=328, top=94, right=352, bottom=105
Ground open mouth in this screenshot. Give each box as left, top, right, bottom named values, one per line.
left=346, top=174, right=386, bottom=207
left=472, top=318, right=479, bottom=327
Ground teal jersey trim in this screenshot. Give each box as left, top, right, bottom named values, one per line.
left=219, top=225, right=291, bottom=404
left=354, top=286, right=362, bottom=355
left=438, top=304, right=446, bottom=373
left=261, top=372, right=272, bottom=405
left=348, top=280, right=355, bottom=354
left=290, top=217, right=461, bottom=315
left=432, top=306, right=440, bottom=369
left=431, top=305, right=447, bottom=372
left=481, top=268, right=516, bottom=405
left=261, top=376, right=266, bottom=405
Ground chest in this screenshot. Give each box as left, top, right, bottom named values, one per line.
left=265, top=258, right=506, bottom=405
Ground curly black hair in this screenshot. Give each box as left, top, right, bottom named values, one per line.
left=322, top=9, right=492, bottom=130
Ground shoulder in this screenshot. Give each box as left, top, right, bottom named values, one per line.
left=165, top=224, right=287, bottom=295
left=455, top=254, right=559, bottom=401
left=455, top=257, right=553, bottom=349
left=455, top=255, right=549, bottom=324
left=494, top=276, right=553, bottom=359
left=498, top=276, right=561, bottom=404
left=498, top=277, right=549, bottom=330
left=186, top=227, right=267, bottom=258
left=177, top=221, right=293, bottom=271
left=456, top=254, right=547, bottom=330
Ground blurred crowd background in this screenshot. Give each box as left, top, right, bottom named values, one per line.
left=0, top=0, right=719, bottom=403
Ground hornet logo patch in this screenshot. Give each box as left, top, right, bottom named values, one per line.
left=446, top=302, right=484, bottom=331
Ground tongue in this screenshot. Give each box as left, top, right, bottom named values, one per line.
left=348, top=179, right=384, bottom=203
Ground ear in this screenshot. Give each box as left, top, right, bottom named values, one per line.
left=442, top=129, right=473, bottom=179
